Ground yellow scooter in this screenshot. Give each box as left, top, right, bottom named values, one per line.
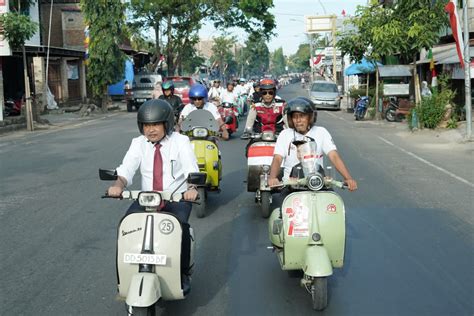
left=181, top=109, right=222, bottom=218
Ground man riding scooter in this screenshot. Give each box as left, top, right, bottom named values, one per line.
left=159, top=81, right=184, bottom=123
left=267, top=97, right=358, bottom=192
left=241, top=78, right=287, bottom=138
left=107, top=99, right=200, bottom=293
left=178, top=83, right=229, bottom=140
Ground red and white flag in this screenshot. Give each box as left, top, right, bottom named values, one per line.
left=444, top=0, right=464, bottom=67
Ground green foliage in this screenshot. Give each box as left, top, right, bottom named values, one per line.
left=210, top=35, right=237, bottom=78
left=270, top=47, right=286, bottom=76
left=238, top=33, right=270, bottom=77
left=414, top=73, right=456, bottom=129
left=337, top=0, right=449, bottom=64
left=0, top=11, right=37, bottom=49
left=446, top=116, right=458, bottom=129
left=81, top=0, right=127, bottom=100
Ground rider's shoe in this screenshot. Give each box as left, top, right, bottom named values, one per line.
left=240, top=132, right=250, bottom=140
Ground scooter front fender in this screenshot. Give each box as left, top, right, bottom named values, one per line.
left=303, top=246, right=333, bottom=277
left=125, top=273, right=161, bottom=307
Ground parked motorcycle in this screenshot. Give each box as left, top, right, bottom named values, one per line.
left=99, top=169, right=206, bottom=316
left=3, top=98, right=22, bottom=117
left=354, top=95, right=369, bottom=121
left=384, top=97, right=411, bottom=122
left=181, top=109, right=222, bottom=218
left=245, top=131, right=279, bottom=218
left=218, top=101, right=238, bottom=137
left=268, top=139, right=347, bottom=310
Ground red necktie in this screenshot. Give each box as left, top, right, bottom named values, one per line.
left=153, top=143, right=163, bottom=191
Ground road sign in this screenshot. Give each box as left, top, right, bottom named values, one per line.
left=305, top=15, right=336, bottom=33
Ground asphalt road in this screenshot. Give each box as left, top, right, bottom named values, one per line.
left=0, top=84, right=472, bottom=316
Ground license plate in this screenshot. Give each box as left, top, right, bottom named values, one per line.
left=136, top=98, right=146, bottom=102
left=124, top=253, right=167, bottom=265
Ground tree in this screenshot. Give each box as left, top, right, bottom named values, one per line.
left=271, top=47, right=286, bottom=76
left=337, top=0, right=449, bottom=115
left=81, top=0, right=127, bottom=110
left=289, top=43, right=310, bottom=72
left=238, top=33, right=270, bottom=77
left=210, top=35, right=237, bottom=81
left=0, top=0, right=38, bottom=129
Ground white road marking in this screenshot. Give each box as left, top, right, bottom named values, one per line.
left=378, top=136, right=474, bottom=188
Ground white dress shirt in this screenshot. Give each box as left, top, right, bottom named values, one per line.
left=116, top=132, right=199, bottom=193
left=274, top=126, right=337, bottom=180
left=220, top=90, right=238, bottom=105
left=180, top=102, right=221, bottom=120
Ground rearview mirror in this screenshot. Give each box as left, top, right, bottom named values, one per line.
left=187, top=172, right=206, bottom=186
left=99, top=169, right=118, bottom=181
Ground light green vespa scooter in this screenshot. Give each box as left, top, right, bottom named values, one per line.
left=268, top=139, right=347, bottom=311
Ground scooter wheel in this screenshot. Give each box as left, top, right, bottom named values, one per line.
left=311, top=277, right=328, bottom=311
left=261, top=191, right=272, bottom=218
left=385, top=108, right=397, bottom=122
left=194, top=187, right=207, bottom=218
left=128, top=305, right=156, bottom=316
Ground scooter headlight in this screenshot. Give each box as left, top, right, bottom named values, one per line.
left=193, top=127, right=208, bottom=138
left=261, top=131, right=275, bottom=141
left=307, top=174, right=324, bottom=191
left=138, top=191, right=162, bottom=207
left=262, top=165, right=271, bottom=174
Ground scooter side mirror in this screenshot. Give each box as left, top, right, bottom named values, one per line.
left=272, top=219, right=283, bottom=235
left=99, top=169, right=118, bottom=181
left=188, top=172, right=207, bottom=186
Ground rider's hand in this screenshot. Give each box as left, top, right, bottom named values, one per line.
left=268, top=177, right=281, bottom=187
left=344, top=178, right=358, bottom=191
left=108, top=186, right=123, bottom=197
left=221, top=129, right=229, bottom=140
left=183, top=188, right=199, bottom=201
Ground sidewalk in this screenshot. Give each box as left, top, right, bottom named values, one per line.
left=340, top=96, right=474, bottom=146
left=0, top=101, right=127, bottom=137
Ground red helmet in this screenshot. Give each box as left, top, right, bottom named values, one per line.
left=259, top=78, right=276, bottom=90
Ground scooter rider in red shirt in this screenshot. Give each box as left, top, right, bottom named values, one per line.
left=241, top=78, right=287, bottom=139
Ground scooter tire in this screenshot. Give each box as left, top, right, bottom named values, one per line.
left=130, top=305, right=155, bottom=316
left=194, top=187, right=207, bottom=218
left=311, top=277, right=328, bottom=311
left=261, top=191, right=272, bottom=218
left=385, top=108, right=397, bottom=122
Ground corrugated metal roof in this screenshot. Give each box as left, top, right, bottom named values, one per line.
left=378, top=65, right=412, bottom=77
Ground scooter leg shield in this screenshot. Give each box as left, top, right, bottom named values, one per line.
left=126, top=273, right=161, bottom=307
left=303, top=246, right=333, bottom=277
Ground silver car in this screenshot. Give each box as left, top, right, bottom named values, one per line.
left=128, top=72, right=162, bottom=111
left=309, top=80, right=342, bottom=110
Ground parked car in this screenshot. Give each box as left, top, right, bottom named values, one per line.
left=127, top=72, right=162, bottom=112
left=164, top=76, right=196, bottom=105
left=309, top=80, right=342, bottom=110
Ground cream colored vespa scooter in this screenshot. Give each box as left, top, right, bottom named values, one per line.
left=100, top=169, right=205, bottom=316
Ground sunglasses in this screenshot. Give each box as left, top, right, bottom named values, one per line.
left=261, top=90, right=274, bottom=96
left=190, top=97, right=204, bottom=101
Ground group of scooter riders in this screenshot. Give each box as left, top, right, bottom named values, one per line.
left=105, top=78, right=358, bottom=295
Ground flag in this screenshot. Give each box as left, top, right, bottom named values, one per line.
left=444, top=0, right=464, bottom=67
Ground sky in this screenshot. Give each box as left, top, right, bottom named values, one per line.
left=199, top=0, right=368, bottom=56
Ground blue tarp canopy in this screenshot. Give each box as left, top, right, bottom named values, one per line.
left=344, top=58, right=383, bottom=76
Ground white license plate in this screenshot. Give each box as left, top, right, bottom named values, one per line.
left=136, top=98, right=146, bottom=102
left=124, top=253, right=167, bottom=265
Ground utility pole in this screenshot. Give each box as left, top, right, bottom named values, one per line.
left=463, top=0, right=471, bottom=140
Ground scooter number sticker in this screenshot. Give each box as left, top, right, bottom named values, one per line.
left=124, top=253, right=167, bottom=265
left=326, top=204, right=337, bottom=213
left=159, top=219, right=174, bottom=234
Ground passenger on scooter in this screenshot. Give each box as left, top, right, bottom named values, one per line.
left=178, top=83, right=229, bottom=140
left=159, top=81, right=184, bottom=123
left=208, top=80, right=224, bottom=101
left=241, top=78, right=287, bottom=139
left=250, top=81, right=262, bottom=103
left=267, top=97, right=358, bottom=191
left=220, top=82, right=238, bottom=108
left=106, top=99, right=199, bottom=289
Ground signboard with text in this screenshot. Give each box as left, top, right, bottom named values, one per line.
left=305, top=15, right=336, bottom=33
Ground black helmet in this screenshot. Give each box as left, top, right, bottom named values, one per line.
left=286, top=97, right=316, bottom=129
left=137, top=99, right=175, bottom=135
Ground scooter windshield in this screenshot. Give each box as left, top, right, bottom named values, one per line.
left=181, top=109, right=219, bottom=132
left=292, top=139, right=319, bottom=176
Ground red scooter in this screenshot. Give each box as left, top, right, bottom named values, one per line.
left=218, top=102, right=238, bottom=137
